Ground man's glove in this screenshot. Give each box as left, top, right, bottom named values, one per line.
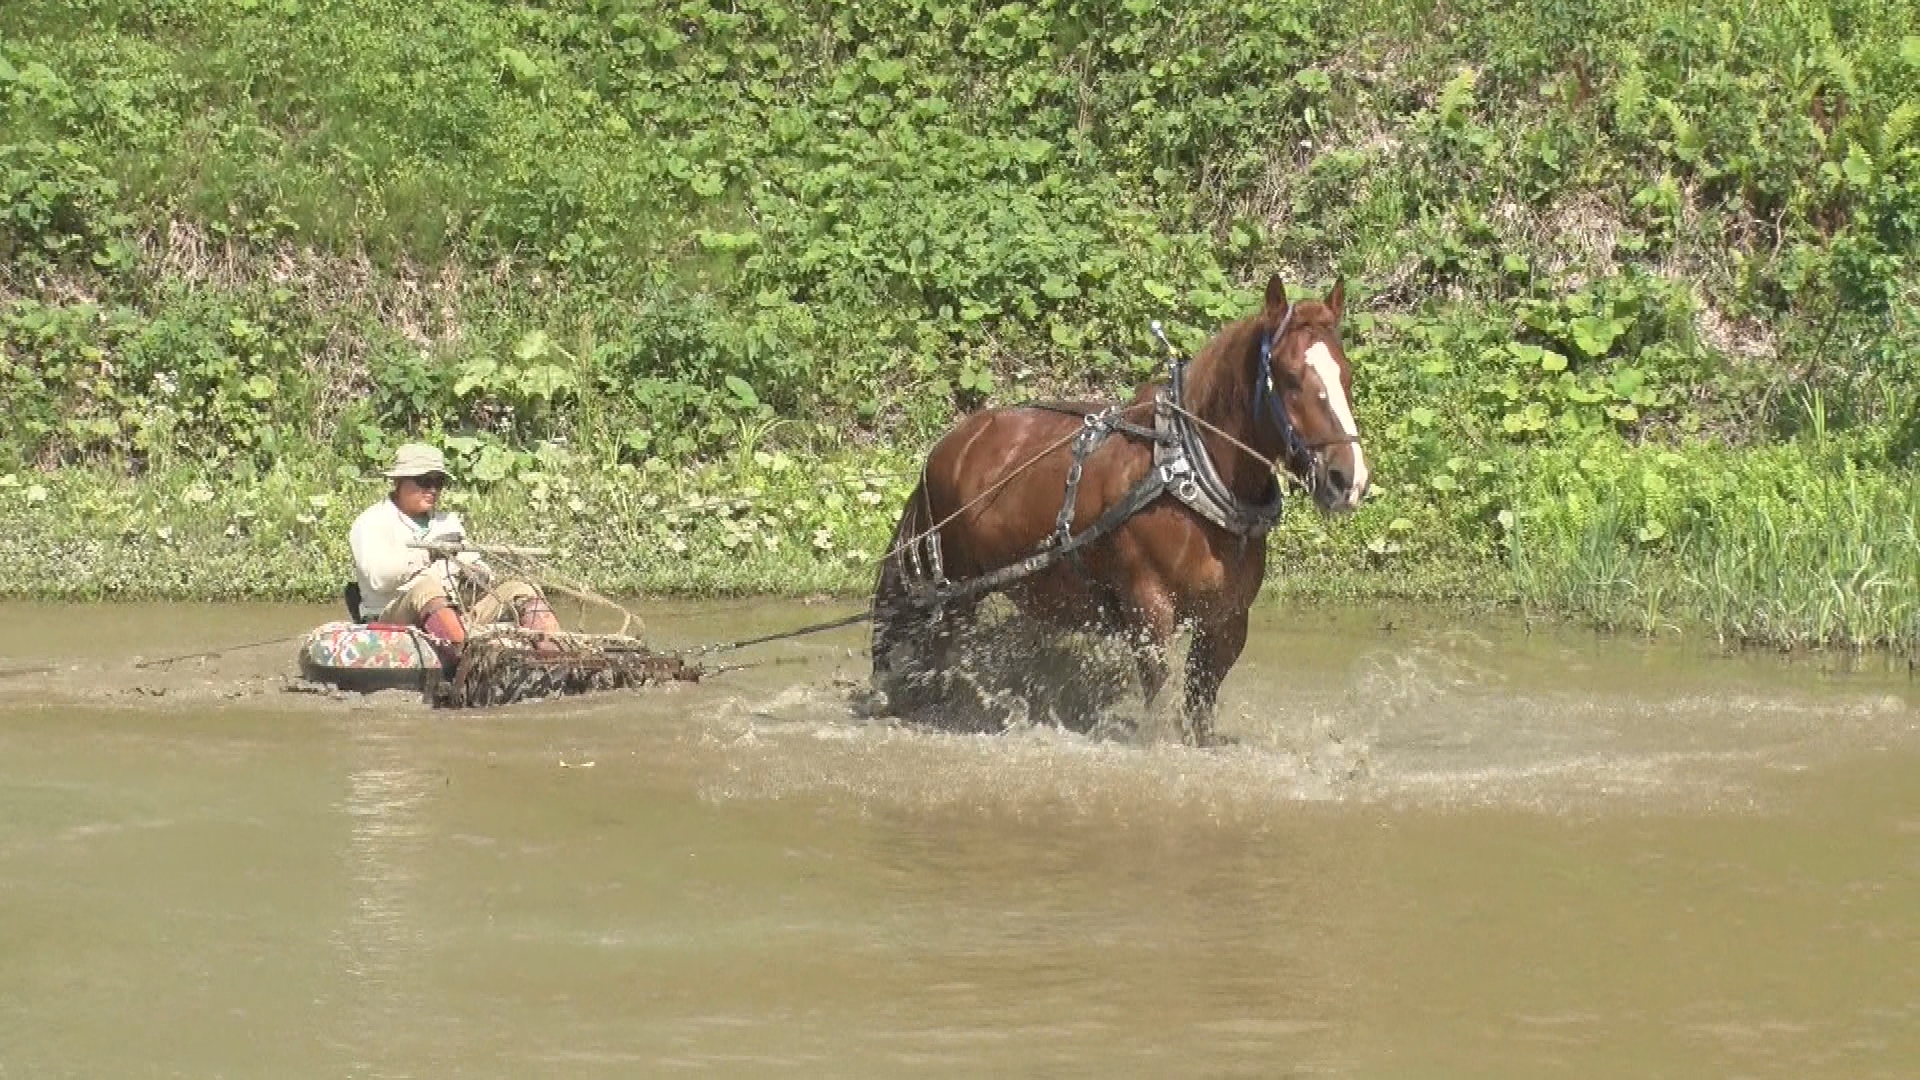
left=456, top=557, right=497, bottom=589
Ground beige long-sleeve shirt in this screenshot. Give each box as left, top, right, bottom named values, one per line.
left=348, top=498, right=479, bottom=618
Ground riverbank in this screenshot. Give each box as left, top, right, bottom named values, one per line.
left=4, top=438, right=1913, bottom=653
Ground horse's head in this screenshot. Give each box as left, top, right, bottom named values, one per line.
left=1253, top=274, right=1369, bottom=513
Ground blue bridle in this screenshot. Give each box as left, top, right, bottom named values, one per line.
left=1252, top=306, right=1314, bottom=472
left=1252, top=305, right=1361, bottom=479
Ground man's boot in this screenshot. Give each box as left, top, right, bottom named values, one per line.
left=517, top=597, right=562, bottom=654
left=419, top=599, right=467, bottom=669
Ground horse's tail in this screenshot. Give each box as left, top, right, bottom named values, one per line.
left=874, top=476, right=932, bottom=617
left=871, top=477, right=928, bottom=687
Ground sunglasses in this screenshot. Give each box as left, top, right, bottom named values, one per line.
left=409, top=474, right=450, bottom=490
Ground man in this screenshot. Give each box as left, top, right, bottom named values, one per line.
left=349, top=442, right=562, bottom=658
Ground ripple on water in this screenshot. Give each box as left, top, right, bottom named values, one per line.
left=674, top=620, right=1917, bottom=822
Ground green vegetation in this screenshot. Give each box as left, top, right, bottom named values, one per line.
left=1, top=0, right=1915, bottom=650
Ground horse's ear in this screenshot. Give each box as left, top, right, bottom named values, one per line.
left=1327, top=278, right=1346, bottom=321
left=1264, top=274, right=1288, bottom=318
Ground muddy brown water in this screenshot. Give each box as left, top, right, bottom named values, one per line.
left=0, top=600, right=1916, bottom=1077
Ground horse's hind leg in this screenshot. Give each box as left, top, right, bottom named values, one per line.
left=874, top=593, right=977, bottom=720
left=1183, top=611, right=1249, bottom=747
left=871, top=541, right=924, bottom=705
left=870, top=485, right=955, bottom=715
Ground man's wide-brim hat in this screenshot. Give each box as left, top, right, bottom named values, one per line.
left=383, top=443, right=450, bottom=480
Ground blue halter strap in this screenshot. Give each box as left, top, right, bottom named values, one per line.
left=1251, top=305, right=1314, bottom=468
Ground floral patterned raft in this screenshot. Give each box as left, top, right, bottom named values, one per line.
left=297, top=622, right=702, bottom=706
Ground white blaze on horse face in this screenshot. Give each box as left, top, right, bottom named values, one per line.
left=1303, top=341, right=1369, bottom=508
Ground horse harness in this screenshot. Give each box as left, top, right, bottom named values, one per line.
left=899, top=314, right=1328, bottom=611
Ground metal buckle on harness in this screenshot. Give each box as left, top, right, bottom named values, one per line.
left=1158, top=458, right=1200, bottom=505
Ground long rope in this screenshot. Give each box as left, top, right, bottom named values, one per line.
left=133, top=631, right=312, bottom=669
left=689, top=609, right=874, bottom=654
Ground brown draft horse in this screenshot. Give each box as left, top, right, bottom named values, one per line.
left=871, top=275, right=1369, bottom=744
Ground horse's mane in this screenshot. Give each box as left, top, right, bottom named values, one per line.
left=1180, top=314, right=1263, bottom=423
left=1179, top=298, right=1336, bottom=420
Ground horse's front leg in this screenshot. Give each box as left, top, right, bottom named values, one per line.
left=1117, top=583, right=1179, bottom=733
left=1184, top=610, right=1249, bottom=746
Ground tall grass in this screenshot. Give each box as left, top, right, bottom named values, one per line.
left=1514, top=443, right=1920, bottom=651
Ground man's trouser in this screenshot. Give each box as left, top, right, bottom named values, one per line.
left=378, top=571, right=545, bottom=630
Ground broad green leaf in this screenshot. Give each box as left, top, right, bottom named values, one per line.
left=453, top=357, right=497, bottom=398
left=498, top=46, right=541, bottom=83
left=1540, top=350, right=1568, bottom=373
left=724, top=375, right=759, bottom=409
left=473, top=446, right=514, bottom=483
left=698, top=230, right=759, bottom=252
left=1610, top=367, right=1647, bottom=396
left=519, top=364, right=575, bottom=400
left=1569, top=315, right=1625, bottom=358
left=244, top=374, right=276, bottom=400
left=514, top=330, right=550, bottom=362
left=1841, top=143, right=1874, bottom=187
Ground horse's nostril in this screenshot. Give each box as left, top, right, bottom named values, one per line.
left=1327, top=466, right=1350, bottom=493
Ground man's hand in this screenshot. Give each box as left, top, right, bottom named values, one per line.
left=456, top=558, right=497, bottom=589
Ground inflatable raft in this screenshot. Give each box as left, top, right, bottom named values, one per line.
left=297, top=621, right=445, bottom=693
left=295, top=622, right=703, bottom=704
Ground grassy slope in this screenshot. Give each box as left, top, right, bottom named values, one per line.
left=0, top=0, right=1915, bottom=648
